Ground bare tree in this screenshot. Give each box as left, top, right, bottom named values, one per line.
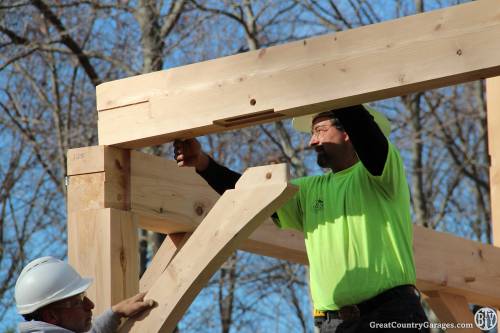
left=0, top=0, right=492, bottom=331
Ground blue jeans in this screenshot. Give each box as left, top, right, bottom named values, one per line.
left=315, top=287, right=429, bottom=333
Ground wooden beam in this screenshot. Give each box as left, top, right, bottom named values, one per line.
left=240, top=219, right=306, bottom=263
left=67, top=146, right=137, bottom=316
left=139, top=233, right=190, bottom=293
left=487, top=77, right=500, bottom=244
left=67, top=172, right=129, bottom=212
left=127, top=150, right=500, bottom=307
left=128, top=150, right=307, bottom=262
left=119, top=164, right=297, bottom=333
left=413, top=226, right=500, bottom=309
left=97, top=0, right=500, bottom=148
left=426, top=291, right=478, bottom=332
left=68, top=208, right=138, bottom=316
left=130, top=150, right=216, bottom=232
left=67, top=146, right=130, bottom=212
left=486, top=75, right=500, bottom=322
left=67, top=146, right=129, bottom=176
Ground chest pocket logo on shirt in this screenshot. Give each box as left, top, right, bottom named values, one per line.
left=313, top=199, right=324, bottom=211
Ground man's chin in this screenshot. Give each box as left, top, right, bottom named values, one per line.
left=316, top=154, right=329, bottom=168
left=83, top=318, right=92, bottom=332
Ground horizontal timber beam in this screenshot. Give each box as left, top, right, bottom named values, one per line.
left=143, top=210, right=500, bottom=309
left=67, top=146, right=500, bottom=308
left=128, top=149, right=309, bottom=263
left=97, top=0, right=500, bottom=148
left=414, top=226, right=500, bottom=309
left=127, top=149, right=500, bottom=308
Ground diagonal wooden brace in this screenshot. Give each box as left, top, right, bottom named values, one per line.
left=119, top=164, right=297, bottom=333
left=139, top=233, right=191, bottom=293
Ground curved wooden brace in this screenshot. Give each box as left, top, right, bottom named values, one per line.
left=139, top=233, right=191, bottom=293
left=119, top=164, right=297, bottom=333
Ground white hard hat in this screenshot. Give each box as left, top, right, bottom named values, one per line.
left=15, top=256, right=93, bottom=314
left=292, top=104, right=391, bottom=137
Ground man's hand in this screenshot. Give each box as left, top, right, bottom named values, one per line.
left=111, top=292, right=155, bottom=318
left=173, top=138, right=209, bottom=172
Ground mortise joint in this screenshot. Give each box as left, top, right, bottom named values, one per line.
left=464, top=276, right=476, bottom=283
left=266, top=172, right=272, bottom=179
left=250, top=98, right=256, bottom=106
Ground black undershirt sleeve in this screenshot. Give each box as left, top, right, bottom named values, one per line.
left=197, top=156, right=241, bottom=195
left=197, top=157, right=281, bottom=221
left=333, top=105, right=389, bottom=176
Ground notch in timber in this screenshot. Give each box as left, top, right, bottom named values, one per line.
left=213, top=109, right=285, bottom=128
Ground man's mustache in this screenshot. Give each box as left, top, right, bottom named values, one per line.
left=304, top=145, right=325, bottom=153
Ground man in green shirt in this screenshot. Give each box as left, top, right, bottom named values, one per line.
left=174, top=104, right=429, bottom=332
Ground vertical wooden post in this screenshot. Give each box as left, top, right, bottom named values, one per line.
left=426, top=291, right=478, bottom=332
left=486, top=76, right=500, bottom=326
left=66, top=146, right=138, bottom=315
left=487, top=77, right=500, bottom=244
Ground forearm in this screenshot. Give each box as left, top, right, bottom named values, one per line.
left=334, top=105, right=388, bottom=176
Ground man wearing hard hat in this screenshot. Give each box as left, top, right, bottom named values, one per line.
left=174, top=104, right=429, bottom=332
left=15, top=256, right=154, bottom=333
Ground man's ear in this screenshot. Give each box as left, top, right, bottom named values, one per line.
left=40, top=307, right=60, bottom=325
left=343, top=131, right=350, bottom=142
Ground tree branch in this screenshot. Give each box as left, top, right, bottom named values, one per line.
left=30, top=0, right=101, bottom=86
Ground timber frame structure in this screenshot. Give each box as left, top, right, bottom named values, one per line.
left=67, top=1, right=500, bottom=332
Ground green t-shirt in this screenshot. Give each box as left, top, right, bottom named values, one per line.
left=276, top=142, right=416, bottom=311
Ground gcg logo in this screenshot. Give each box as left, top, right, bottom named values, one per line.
left=474, top=307, right=497, bottom=331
